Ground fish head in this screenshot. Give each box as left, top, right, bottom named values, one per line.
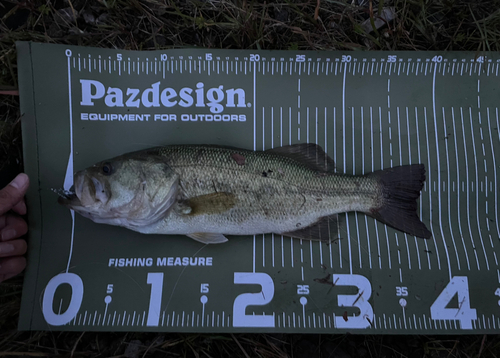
left=58, top=153, right=179, bottom=229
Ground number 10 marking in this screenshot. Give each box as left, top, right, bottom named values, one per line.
left=146, top=272, right=164, bottom=326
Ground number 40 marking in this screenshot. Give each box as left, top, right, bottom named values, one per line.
left=430, top=276, right=477, bottom=329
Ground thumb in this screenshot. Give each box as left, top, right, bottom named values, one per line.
left=0, top=174, right=29, bottom=216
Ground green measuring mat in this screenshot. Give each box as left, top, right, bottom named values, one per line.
left=17, top=42, right=500, bottom=333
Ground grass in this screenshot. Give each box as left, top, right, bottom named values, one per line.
left=1, top=0, right=500, bottom=356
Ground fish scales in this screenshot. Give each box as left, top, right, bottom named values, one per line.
left=143, top=145, right=381, bottom=236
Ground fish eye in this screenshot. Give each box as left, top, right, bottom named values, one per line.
left=102, top=162, right=113, bottom=176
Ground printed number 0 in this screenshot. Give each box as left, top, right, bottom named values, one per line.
left=42, top=273, right=84, bottom=326
left=233, top=272, right=275, bottom=327
left=430, top=276, right=477, bottom=329
left=334, top=274, right=373, bottom=329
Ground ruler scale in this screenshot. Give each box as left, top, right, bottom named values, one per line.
left=17, top=43, right=500, bottom=333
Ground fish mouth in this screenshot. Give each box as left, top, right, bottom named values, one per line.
left=56, top=187, right=81, bottom=207
left=56, top=172, right=88, bottom=208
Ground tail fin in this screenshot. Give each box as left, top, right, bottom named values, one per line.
left=367, top=164, right=432, bottom=239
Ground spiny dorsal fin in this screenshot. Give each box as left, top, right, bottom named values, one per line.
left=282, top=214, right=339, bottom=241
left=187, top=232, right=228, bottom=244
left=183, top=192, right=236, bottom=216
left=266, top=144, right=335, bottom=173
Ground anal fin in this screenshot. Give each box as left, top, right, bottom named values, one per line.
left=282, top=215, right=339, bottom=241
left=187, top=232, right=229, bottom=244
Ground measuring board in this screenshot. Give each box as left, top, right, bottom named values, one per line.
left=17, top=42, right=500, bottom=333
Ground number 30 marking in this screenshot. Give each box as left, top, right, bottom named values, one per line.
left=334, top=274, right=374, bottom=329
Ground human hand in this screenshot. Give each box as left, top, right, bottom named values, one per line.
left=0, top=173, right=29, bottom=282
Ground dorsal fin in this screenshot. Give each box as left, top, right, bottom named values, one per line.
left=266, top=144, right=335, bottom=173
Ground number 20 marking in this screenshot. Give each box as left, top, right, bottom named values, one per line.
left=233, top=272, right=275, bottom=327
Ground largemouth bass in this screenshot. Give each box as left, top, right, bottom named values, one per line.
left=58, top=144, right=432, bottom=243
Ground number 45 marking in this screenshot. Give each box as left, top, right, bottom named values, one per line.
left=430, top=276, right=477, bottom=329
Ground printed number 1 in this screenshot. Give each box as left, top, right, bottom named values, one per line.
left=430, top=276, right=477, bottom=329
left=146, top=273, right=164, bottom=326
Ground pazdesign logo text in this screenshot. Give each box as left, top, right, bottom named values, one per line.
left=79, top=80, right=248, bottom=114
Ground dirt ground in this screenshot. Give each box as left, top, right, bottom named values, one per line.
left=1, top=0, right=500, bottom=356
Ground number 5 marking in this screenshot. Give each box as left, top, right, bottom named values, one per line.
left=334, top=274, right=373, bottom=329
left=233, top=272, right=275, bottom=327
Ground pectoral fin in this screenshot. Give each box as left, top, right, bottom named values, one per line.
left=183, top=192, right=236, bottom=216
left=187, top=232, right=229, bottom=244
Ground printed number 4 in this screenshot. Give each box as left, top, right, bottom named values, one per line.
left=430, top=276, right=477, bottom=329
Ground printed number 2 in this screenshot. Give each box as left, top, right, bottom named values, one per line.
left=334, top=274, right=373, bottom=329
left=430, top=276, right=477, bottom=329
left=233, top=272, right=275, bottom=327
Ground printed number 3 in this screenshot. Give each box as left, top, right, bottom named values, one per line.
left=334, top=274, right=374, bottom=329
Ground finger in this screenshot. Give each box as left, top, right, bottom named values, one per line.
left=0, top=239, right=27, bottom=257
left=12, top=198, right=27, bottom=216
left=0, top=256, right=26, bottom=282
left=0, top=215, right=28, bottom=241
left=0, top=174, right=29, bottom=216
